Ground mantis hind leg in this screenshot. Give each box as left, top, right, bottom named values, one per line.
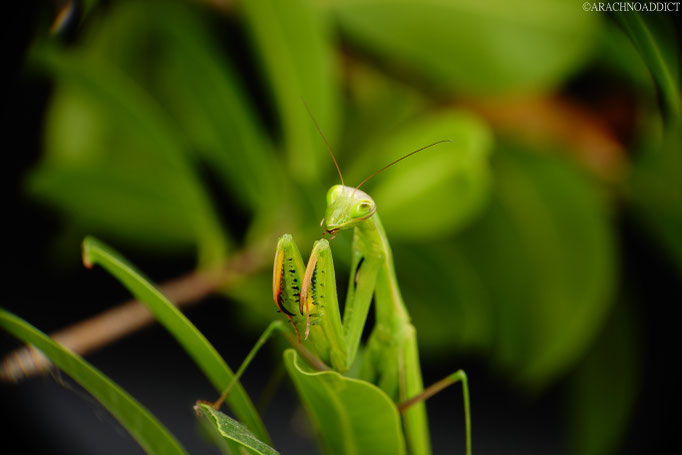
left=399, top=369, right=472, bottom=455
left=195, top=319, right=330, bottom=414
left=362, top=322, right=432, bottom=455
left=196, top=320, right=287, bottom=413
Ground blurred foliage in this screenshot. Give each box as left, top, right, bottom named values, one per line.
left=567, top=301, right=640, bottom=455
left=324, top=0, right=601, bottom=93
left=17, top=0, right=682, bottom=454
left=629, top=122, right=682, bottom=274
left=613, top=11, right=680, bottom=118
left=240, top=0, right=340, bottom=184
left=399, top=142, right=616, bottom=389
left=353, top=110, right=493, bottom=240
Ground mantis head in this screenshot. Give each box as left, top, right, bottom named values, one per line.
left=301, top=100, right=449, bottom=236
left=323, top=185, right=376, bottom=235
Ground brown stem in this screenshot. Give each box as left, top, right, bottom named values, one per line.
left=398, top=374, right=457, bottom=413
left=282, top=331, right=329, bottom=372
left=0, top=246, right=266, bottom=383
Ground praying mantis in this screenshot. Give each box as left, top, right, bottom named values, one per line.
left=207, top=110, right=472, bottom=455
left=270, top=109, right=472, bottom=455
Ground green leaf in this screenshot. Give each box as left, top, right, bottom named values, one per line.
left=630, top=122, right=682, bottom=275
left=342, top=61, right=428, bottom=163
left=199, top=404, right=280, bottom=455
left=595, top=21, right=655, bottom=96
left=395, top=241, right=493, bottom=354
left=239, top=0, right=340, bottom=183
left=459, top=144, right=617, bottom=387
left=0, top=309, right=187, bottom=455
left=567, top=302, right=639, bottom=455
left=28, top=163, right=197, bottom=252
left=361, top=110, right=494, bottom=240
left=84, top=1, right=282, bottom=215
left=30, top=46, right=227, bottom=265
left=401, top=143, right=617, bottom=387
left=283, top=349, right=406, bottom=455
left=81, top=236, right=270, bottom=445
left=326, top=0, right=600, bottom=94
left=614, top=12, right=680, bottom=119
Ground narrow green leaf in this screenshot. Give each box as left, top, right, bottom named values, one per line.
left=239, top=0, right=340, bottom=183
left=200, top=404, right=280, bottom=455
left=614, top=12, right=680, bottom=119
left=326, top=0, right=600, bottom=94
left=630, top=122, right=682, bottom=275
left=0, top=309, right=187, bottom=455
left=81, top=236, right=270, bottom=445
left=596, top=21, right=655, bottom=95
left=283, top=349, right=406, bottom=455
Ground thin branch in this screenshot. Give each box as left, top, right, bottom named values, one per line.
left=0, top=247, right=266, bottom=383
left=281, top=331, right=330, bottom=372
left=398, top=373, right=458, bottom=413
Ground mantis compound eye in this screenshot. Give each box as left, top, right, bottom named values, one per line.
left=326, top=185, right=344, bottom=205
left=351, top=200, right=375, bottom=219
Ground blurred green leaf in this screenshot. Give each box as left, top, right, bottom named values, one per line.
left=360, top=110, right=494, bottom=240
left=0, top=309, right=188, bottom=455
left=465, top=144, right=616, bottom=386
left=199, top=404, right=280, bottom=455
left=84, top=1, right=283, bottom=216
left=404, top=143, right=616, bottom=387
left=283, top=349, right=406, bottom=455
left=30, top=45, right=227, bottom=265
left=342, top=62, right=428, bottom=160
left=567, top=302, right=639, bottom=455
left=614, top=11, right=680, bottom=119
left=630, top=122, right=682, bottom=275
left=225, top=272, right=281, bottom=331
left=82, top=237, right=271, bottom=445
left=239, top=0, right=340, bottom=183
left=395, top=241, right=493, bottom=354
left=597, top=21, right=655, bottom=96
left=29, top=158, right=197, bottom=252
left=325, top=0, right=600, bottom=94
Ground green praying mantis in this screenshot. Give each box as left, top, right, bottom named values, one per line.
left=208, top=109, right=472, bottom=455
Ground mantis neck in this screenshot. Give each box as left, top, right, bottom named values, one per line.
left=356, top=214, right=410, bottom=326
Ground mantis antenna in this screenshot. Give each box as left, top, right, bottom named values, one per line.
left=355, top=139, right=451, bottom=191
left=302, top=100, right=344, bottom=185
